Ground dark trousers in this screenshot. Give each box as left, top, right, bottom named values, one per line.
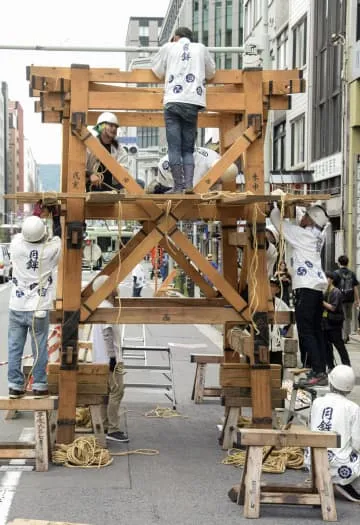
left=324, top=328, right=351, bottom=369
left=132, top=287, right=142, bottom=297
left=164, top=103, right=198, bottom=169
left=294, top=288, right=326, bottom=374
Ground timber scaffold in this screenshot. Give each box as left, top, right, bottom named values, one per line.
left=8, top=65, right=327, bottom=445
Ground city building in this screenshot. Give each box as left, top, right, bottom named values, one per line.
left=37, top=164, right=60, bottom=192
left=125, top=16, right=164, bottom=70
left=8, top=101, right=24, bottom=217
left=0, top=84, right=6, bottom=223
left=24, top=138, right=37, bottom=215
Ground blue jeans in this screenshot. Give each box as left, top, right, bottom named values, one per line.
left=8, top=310, right=49, bottom=391
left=164, top=103, right=199, bottom=169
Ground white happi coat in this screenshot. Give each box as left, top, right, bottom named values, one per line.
left=151, top=37, right=216, bottom=108
left=310, top=392, right=360, bottom=485
left=9, top=234, right=61, bottom=311
left=270, top=207, right=327, bottom=291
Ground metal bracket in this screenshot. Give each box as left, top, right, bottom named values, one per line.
left=71, top=111, right=86, bottom=135
left=57, top=419, right=76, bottom=426
left=247, top=113, right=262, bottom=133
left=66, top=221, right=84, bottom=249
left=60, top=310, right=80, bottom=370
left=252, top=417, right=273, bottom=425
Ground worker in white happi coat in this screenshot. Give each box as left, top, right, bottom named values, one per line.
left=309, top=365, right=360, bottom=503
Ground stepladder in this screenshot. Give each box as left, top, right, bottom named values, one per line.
left=121, top=324, right=147, bottom=365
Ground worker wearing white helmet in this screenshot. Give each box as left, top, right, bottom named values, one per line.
left=91, top=275, right=128, bottom=443
left=147, top=147, right=238, bottom=193
left=86, top=112, right=128, bottom=192
left=309, top=365, right=360, bottom=502
left=270, top=202, right=329, bottom=387
left=7, top=216, right=61, bottom=399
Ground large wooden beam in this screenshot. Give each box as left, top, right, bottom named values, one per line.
left=57, top=65, right=89, bottom=445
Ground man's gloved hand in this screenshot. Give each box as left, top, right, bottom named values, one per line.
left=109, top=357, right=116, bottom=372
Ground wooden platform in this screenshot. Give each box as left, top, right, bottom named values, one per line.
left=235, top=428, right=339, bottom=521
left=0, top=397, right=58, bottom=472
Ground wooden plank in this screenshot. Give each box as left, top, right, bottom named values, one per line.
left=222, top=396, right=284, bottom=408
left=48, top=364, right=108, bottom=375
left=170, top=229, right=249, bottom=315
left=0, top=449, right=36, bottom=459
left=57, top=65, right=90, bottom=445
left=240, top=429, right=339, bottom=448
left=0, top=397, right=57, bottom=410
left=194, top=126, right=259, bottom=193
left=260, top=492, right=320, bottom=505
left=80, top=306, right=249, bottom=325
left=313, top=447, right=337, bottom=521
left=262, top=79, right=305, bottom=95
left=228, top=232, right=248, bottom=246
left=86, top=111, right=221, bottom=128
left=88, top=91, right=246, bottom=112
left=34, top=410, right=49, bottom=472
left=48, top=374, right=107, bottom=385
left=220, top=369, right=281, bottom=388
left=190, top=354, right=223, bottom=364
left=49, top=384, right=108, bottom=395
left=244, top=446, right=263, bottom=518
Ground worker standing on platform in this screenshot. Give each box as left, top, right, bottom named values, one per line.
left=7, top=216, right=61, bottom=399
left=147, top=146, right=238, bottom=194
left=309, top=365, right=360, bottom=502
left=151, top=27, right=216, bottom=193
left=86, top=112, right=128, bottom=192
left=270, top=203, right=329, bottom=386
left=91, top=275, right=129, bottom=443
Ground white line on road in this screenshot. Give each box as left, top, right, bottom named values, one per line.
left=0, top=427, right=34, bottom=525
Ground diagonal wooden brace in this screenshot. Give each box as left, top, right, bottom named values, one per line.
left=194, top=125, right=260, bottom=194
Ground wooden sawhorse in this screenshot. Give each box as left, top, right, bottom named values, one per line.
left=234, top=428, right=339, bottom=521
left=190, top=354, right=223, bottom=403
left=0, top=396, right=58, bottom=471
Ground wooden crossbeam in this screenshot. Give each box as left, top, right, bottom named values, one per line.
left=194, top=126, right=259, bottom=193
left=27, top=66, right=304, bottom=86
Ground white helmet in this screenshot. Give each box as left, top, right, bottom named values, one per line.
left=266, top=224, right=279, bottom=245
left=22, top=216, right=46, bottom=243
left=306, top=205, right=328, bottom=229
left=92, top=274, right=109, bottom=292
left=218, top=162, right=238, bottom=183
left=96, top=112, right=119, bottom=127
left=328, top=365, right=356, bottom=393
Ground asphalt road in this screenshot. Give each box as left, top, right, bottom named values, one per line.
left=0, top=275, right=359, bottom=525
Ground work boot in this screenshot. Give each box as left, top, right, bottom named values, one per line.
left=167, top=165, right=184, bottom=193
left=183, top=164, right=194, bottom=193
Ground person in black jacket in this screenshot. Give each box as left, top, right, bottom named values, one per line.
left=322, top=271, right=351, bottom=371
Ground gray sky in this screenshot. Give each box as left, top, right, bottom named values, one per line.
left=0, top=0, right=170, bottom=164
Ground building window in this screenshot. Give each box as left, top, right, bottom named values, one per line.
left=137, top=127, right=159, bottom=148
left=292, top=16, right=307, bottom=68
left=139, top=19, right=149, bottom=27
left=215, top=1, right=222, bottom=46
left=139, top=26, right=149, bottom=37
left=357, top=0, right=360, bottom=40
left=226, top=0, right=232, bottom=47
left=276, top=28, right=288, bottom=69
left=139, top=36, right=149, bottom=47
left=193, top=0, right=199, bottom=42
left=291, top=115, right=305, bottom=167
left=203, top=0, right=209, bottom=46
left=273, top=121, right=286, bottom=171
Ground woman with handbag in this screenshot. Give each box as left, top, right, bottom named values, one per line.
left=323, top=271, right=351, bottom=370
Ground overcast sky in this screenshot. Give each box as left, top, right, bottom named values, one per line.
left=0, top=0, right=170, bottom=164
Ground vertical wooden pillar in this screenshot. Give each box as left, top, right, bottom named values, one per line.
left=220, top=115, right=242, bottom=364
left=243, top=69, right=272, bottom=426
left=56, top=65, right=89, bottom=444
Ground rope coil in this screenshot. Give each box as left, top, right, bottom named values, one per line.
left=222, top=446, right=304, bottom=473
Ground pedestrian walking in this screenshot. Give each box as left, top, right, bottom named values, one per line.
left=151, top=27, right=215, bottom=192
left=322, top=271, right=351, bottom=371
left=334, top=255, right=360, bottom=343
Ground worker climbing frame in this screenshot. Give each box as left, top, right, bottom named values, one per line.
left=16, top=64, right=327, bottom=445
